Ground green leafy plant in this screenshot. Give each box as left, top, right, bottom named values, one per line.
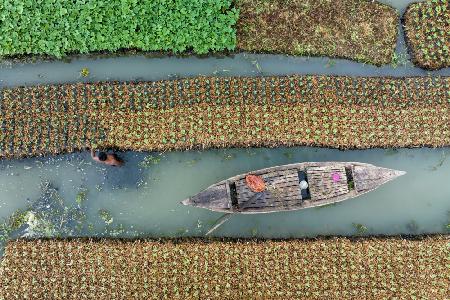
left=98, top=209, right=114, bottom=225
left=75, top=189, right=87, bottom=206
left=80, top=68, right=90, bottom=77
left=139, top=154, right=162, bottom=168
left=0, top=0, right=239, bottom=58
left=352, top=223, right=368, bottom=235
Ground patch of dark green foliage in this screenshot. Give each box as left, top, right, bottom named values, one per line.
left=0, top=0, right=239, bottom=58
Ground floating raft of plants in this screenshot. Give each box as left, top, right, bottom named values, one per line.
left=0, top=0, right=238, bottom=57
left=0, top=0, right=399, bottom=66
left=403, top=0, right=450, bottom=70
left=236, top=0, right=398, bottom=65
left=1, top=75, right=449, bottom=159
left=0, top=236, right=448, bottom=299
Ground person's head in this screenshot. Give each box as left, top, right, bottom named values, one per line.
left=98, top=152, right=107, bottom=161
left=111, top=153, right=123, bottom=162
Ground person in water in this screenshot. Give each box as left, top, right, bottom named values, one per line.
left=91, top=149, right=123, bottom=166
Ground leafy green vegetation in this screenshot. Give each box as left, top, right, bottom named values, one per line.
left=236, top=0, right=398, bottom=65
left=98, top=209, right=114, bottom=225
left=0, top=210, right=28, bottom=243
left=0, top=0, right=238, bottom=57
left=352, top=223, right=368, bottom=235
left=1, top=237, right=448, bottom=299
left=75, top=189, right=88, bottom=206
left=79, top=68, right=90, bottom=78
left=0, top=181, right=88, bottom=253
left=139, top=154, right=162, bottom=168
left=403, top=0, right=449, bottom=70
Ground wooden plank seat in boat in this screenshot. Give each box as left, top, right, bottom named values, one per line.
left=235, top=169, right=302, bottom=209
left=306, top=166, right=348, bottom=201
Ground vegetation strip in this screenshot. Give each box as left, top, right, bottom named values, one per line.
left=0, top=236, right=448, bottom=299
left=236, top=0, right=398, bottom=65
left=0, top=0, right=238, bottom=57
left=0, top=0, right=398, bottom=65
left=403, top=0, right=450, bottom=70
left=1, top=76, right=449, bottom=159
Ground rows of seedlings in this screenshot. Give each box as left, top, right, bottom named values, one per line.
left=1, top=76, right=449, bottom=159
left=0, top=237, right=448, bottom=299
left=403, top=0, right=450, bottom=70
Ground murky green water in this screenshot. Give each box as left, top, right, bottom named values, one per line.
left=0, top=0, right=449, bottom=255
left=1, top=148, right=449, bottom=242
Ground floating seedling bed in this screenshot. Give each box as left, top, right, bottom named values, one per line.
left=0, top=236, right=448, bottom=299
left=403, top=0, right=450, bottom=70
left=0, top=0, right=238, bottom=58
left=0, top=76, right=449, bottom=159
left=236, top=0, right=398, bottom=65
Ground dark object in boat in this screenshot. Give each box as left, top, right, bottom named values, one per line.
left=182, top=162, right=405, bottom=214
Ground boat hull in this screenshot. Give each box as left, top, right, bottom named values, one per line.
left=182, top=162, right=405, bottom=214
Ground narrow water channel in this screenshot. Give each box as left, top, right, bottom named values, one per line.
left=1, top=147, right=449, bottom=241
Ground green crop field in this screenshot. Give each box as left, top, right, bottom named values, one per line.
left=0, top=0, right=238, bottom=57
left=0, top=237, right=448, bottom=299
left=403, top=0, right=450, bottom=70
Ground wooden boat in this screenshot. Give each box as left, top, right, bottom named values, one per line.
left=182, top=162, right=405, bottom=214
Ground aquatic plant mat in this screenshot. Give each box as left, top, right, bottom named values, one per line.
left=0, top=236, right=448, bottom=299
left=1, top=75, right=449, bottom=159
left=236, top=0, right=398, bottom=65
left=403, top=0, right=450, bottom=70
left=0, top=0, right=398, bottom=66
left=0, top=0, right=238, bottom=57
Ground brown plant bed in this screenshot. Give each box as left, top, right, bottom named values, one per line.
left=0, top=75, right=449, bottom=159
left=0, top=236, right=448, bottom=299
left=236, top=0, right=398, bottom=65
left=403, top=0, right=450, bottom=70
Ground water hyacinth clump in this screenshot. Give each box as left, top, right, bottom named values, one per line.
left=0, top=181, right=87, bottom=251
left=0, top=0, right=239, bottom=58
left=1, top=76, right=449, bottom=159
left=0, top=237, right=448, bottom=299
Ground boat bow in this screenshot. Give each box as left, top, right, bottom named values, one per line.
left=353, top=165, right=405, bottom=192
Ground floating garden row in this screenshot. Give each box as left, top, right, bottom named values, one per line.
left=1, top=237, right=448, bottom=299
left=403, top=0, right=450, bottom=70
left=0, top=0, right=238, bottom=56
left=0, top=0, right=399, bottom=66
left=1, top=76, right=449, bottom=158
left=236, top=0, right=398, bottom=65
